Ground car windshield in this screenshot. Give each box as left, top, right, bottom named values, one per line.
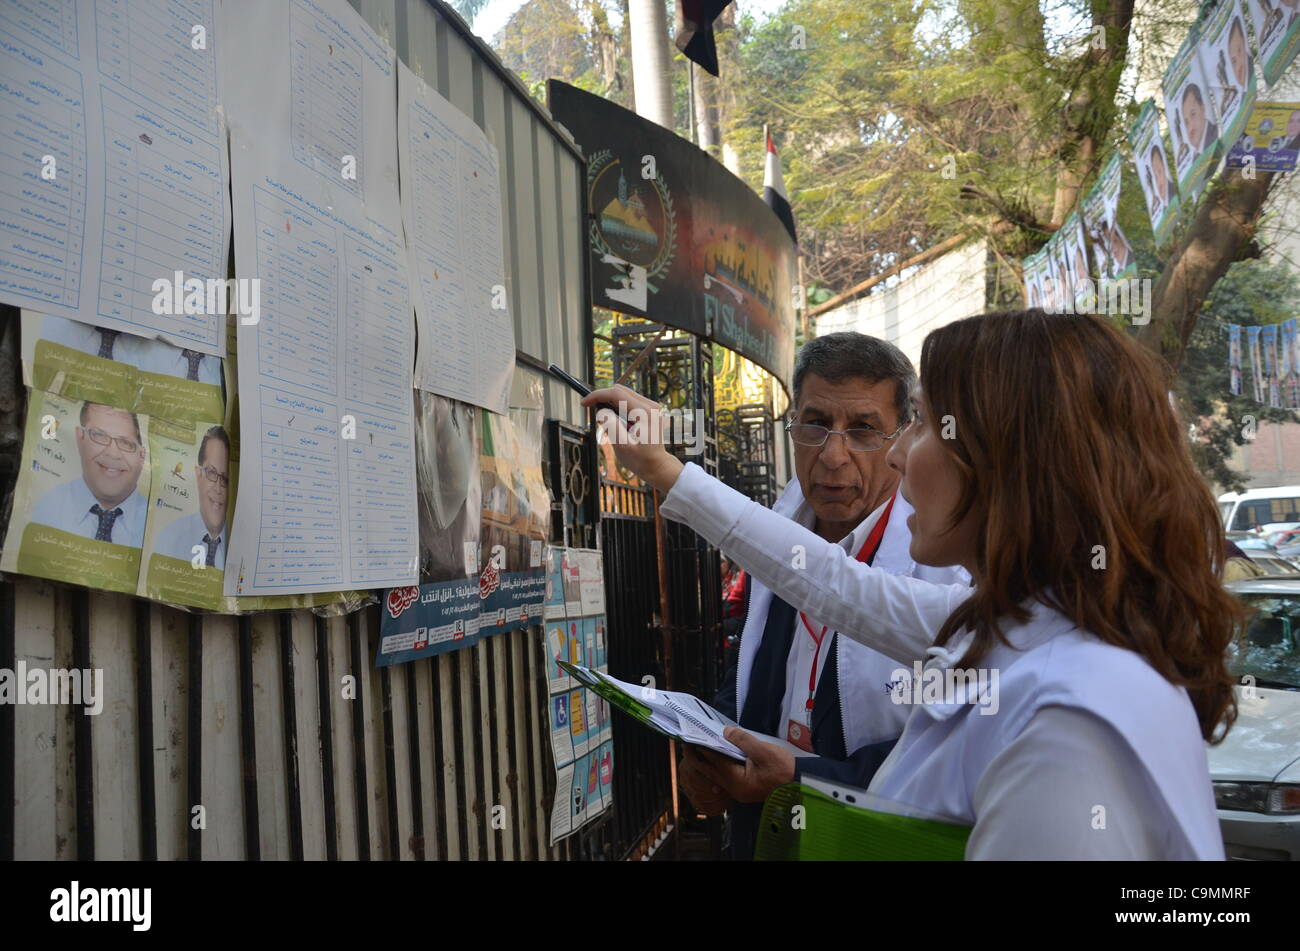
left=1231, top=593, right=1300, bottom=690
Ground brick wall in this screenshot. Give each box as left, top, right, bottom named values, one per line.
left=1226, top=421, right=1300, bottom=488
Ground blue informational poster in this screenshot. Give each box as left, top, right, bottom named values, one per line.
left=544, top=547, right=613, bottom=843
left=376, top=580, right=481, bottom=666
left=477, top=563, right=547, bottom=637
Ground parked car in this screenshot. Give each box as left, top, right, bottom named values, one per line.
left=1213, top=578, right=1300, bottom=860
left=1225, top=532, right=1300, bottom=576
left=1219, top=486, right=1300, bottom=532
left=1266, top=528, right=1300, bottom=559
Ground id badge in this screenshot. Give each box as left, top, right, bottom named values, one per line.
left=785, top=718, right=814, bottom=753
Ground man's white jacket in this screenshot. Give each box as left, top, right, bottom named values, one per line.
left=731, top=477, right=970, bottom=756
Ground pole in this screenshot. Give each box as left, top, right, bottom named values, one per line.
left=687, top=61, right=697, bottom=144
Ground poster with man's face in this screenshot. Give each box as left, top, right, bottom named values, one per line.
left=0, top=391, right=151, bottom=594
left=1082, top=153, right=1136, bottom=282
left=1247, top=0, right=1300, bottom=86
left=1200, top=1, right=1257, bottom=149
left=1059, top=212, right=1094, bottom=311
left=1163, top=31, right=1222, bottom=196
left=139, top=420, right=233, bottom=609
left=1128, top=101, right=1181, bottom=246
left=1049, top=238, right=1072, bottom=314
left=1021, top=252, right=1044, bottom=308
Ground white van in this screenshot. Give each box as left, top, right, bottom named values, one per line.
left=1219, top=486, right=1300, bottom=531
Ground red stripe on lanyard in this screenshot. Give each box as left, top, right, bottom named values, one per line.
left=798, top=492, right=897, bottom=715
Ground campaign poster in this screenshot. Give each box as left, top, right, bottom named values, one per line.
left=1029, top=251, right=1050, bottom=309
left=1246, top=0, right=1300, bottom=86
left=1281, top=319, right=1299, bottom=408
left=376, top=580, right=482, bottom=664
left=1248, top=325, right=1266, bottom=402
left=1163, top=31, right=1222, bottom=198
left=1129, top=101, right=1182, bottom=245
left=138, top=418, right=233, bottom=609
left=1036, top=247, right=1062, bottom=313
left=1049, top=235, right=1073, bottom=315
left=1225, top=100, right=1300, bottom=172
left=1229, top=323, right=1244, bottom=396
left=1081, top=153, right=1137, bottom=284
left=23, top=312, right=226, bottom=426
left=1, top=390, right=151, bottom=594
left=1060, top=211, right=1094, bottom=312
left=1200, top=0, right=1258, bottom=150
left=1263, top=323, right=1282, bottom=407
left=1020, top=251, right=1040, bottom=308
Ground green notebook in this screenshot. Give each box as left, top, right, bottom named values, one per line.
left=755, top=780, right=971, bottom=861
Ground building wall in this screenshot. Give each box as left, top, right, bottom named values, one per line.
left=812, top=239, right=989, bottom=369
left=1226, top=420, right=1300, bottom=489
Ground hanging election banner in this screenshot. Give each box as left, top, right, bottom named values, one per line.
left=1129, top=101, right=1182, bottom=245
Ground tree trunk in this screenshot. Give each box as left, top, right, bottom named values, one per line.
left=693, top=65, right=719, bottom=157
left=628, top=0, right=673, bottom=129
left=1050, top=0, right=1135, bottom=223
left=1139, top=166, right=1281, bottom=373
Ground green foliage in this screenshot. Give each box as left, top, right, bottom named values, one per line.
left=495, top=0, right=595, bottom=88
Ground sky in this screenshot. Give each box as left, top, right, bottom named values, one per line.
left=468, top=0, right=792, bottom=47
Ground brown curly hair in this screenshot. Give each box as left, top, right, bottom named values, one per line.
left=921, top=309, right=1241, bottom=742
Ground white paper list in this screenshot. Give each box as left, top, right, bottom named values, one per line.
left=0, top=0, right=230, bottom=355
left=220, top=0, right=417, bottom=595
left=398, top=61, right=515, bottom=416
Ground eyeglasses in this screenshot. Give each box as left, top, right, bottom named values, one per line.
left=83, top=427, right=140, bottom=454
left=785, top=418, right=909, bottom=452
left=201, top=465, right=229, bottom=488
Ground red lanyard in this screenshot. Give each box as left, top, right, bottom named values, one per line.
left=797, top=492, right=897, bottom=721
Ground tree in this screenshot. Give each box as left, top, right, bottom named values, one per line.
left=726, top=0, right=1294, bottom=379
left=495, top=0, right=594, bottom=90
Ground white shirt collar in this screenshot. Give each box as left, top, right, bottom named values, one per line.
left=792, top=489, right=895, bottom=556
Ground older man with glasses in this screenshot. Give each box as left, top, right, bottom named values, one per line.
left=30, top=401, right=148, bottom=547
left=679, top=332, right=969, bottom=860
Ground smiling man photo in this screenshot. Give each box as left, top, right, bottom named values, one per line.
left=30, top=401, right=148, bottom=548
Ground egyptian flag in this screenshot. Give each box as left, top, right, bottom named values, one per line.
left=763, top=126, right=798, bottom=247
left=675, top=1, right=733, bottom=77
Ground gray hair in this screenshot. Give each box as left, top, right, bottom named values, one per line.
left=791, top=332, right=915, bottom=424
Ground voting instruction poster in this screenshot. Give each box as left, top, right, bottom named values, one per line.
left=544, top=547, right=613, bottom=844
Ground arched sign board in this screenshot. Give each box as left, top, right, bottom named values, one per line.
left=548, top=81, right=797, bottom=398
